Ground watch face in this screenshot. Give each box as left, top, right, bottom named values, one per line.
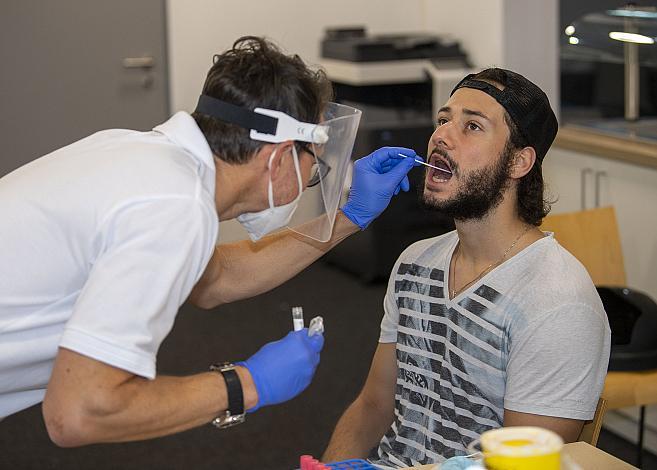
left=210, top=362, right=235, bottom=373
left=213, top=412, right=246, bottom=429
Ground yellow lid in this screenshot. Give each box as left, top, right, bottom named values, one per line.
left=481, top=426, right=563, bottom=457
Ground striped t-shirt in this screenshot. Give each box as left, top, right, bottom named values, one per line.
left=373, top=231, right=610, bottom=468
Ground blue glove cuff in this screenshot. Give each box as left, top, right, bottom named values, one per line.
left=340, top=206, right=367, bottom=230
left=235, top=360, right=265, bottom=413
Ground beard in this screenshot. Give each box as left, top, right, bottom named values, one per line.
left=419, top=142, right=514, bottom=221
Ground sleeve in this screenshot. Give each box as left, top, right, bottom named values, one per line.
left=58, top=197, right=217, bottom=379
left=504, top=303, right=611, bottom=420
left=379, top=258, right=402, bottom=343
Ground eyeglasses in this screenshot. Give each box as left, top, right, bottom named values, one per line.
left=298, top=143, right=331, bottom=188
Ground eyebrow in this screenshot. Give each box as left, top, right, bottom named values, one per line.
left=437, top=106, right=492, bottom=123
left=463, top=108, right=491, bottom=122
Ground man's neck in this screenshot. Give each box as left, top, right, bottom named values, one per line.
left=213, top=157, right=265, bottom=221
left=453, top=199, right=541, bottom=268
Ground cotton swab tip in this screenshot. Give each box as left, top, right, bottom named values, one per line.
left=397, top=153, right=452, bottom=174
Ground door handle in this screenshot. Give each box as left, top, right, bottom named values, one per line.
left=122, top=56, right=155, bottom=69
left=595, top=170, right=607, bottom=208
left=581, top=168, right=593, bottom=210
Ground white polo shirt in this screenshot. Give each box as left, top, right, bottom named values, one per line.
left=0, top=112, right=219, bottom=418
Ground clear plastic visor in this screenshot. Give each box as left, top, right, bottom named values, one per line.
left=287, top=102, right=361, bottom=242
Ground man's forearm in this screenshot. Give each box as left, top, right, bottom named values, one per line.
left=43, top=349, right=257, bottom=446
left=322, top=396, right=394, bottom=462
left=190, top=211, right=359, bottom=308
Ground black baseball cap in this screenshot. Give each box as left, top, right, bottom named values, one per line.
left=450, top=68, right=558, bottom=163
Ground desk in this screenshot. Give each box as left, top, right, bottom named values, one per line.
left=404, top=442, right=638, bottom=469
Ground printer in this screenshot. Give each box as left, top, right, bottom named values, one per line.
left=319, top=28, right=472, bottom=281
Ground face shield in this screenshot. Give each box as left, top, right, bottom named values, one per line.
left=195, top=96, right=362, bottom=242
left=286, top=102, right=361, bottom=241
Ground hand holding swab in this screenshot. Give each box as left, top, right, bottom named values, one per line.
left=398, top=153, right=452, bottom=174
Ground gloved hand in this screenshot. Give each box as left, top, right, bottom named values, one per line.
left=238, top=329, right=324, bottom=412
left=341, top=147, right=421, bottom=230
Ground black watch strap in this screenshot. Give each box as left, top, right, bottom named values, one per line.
left=209, top=363, right=245, bottom=428
left=220, top=367, right=244, bottom=416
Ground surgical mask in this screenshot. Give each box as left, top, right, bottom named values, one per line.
left=237, top=146, right=303, bottom=242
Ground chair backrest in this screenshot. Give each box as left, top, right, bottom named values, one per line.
left=578, top=397, right=608, bottom=446
left=540, top=206, right=626, bottom=286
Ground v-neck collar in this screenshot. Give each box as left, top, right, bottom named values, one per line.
left=444, top=231, right=553, bottom=303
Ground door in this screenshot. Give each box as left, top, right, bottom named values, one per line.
left=0, top=0, right=169, bottom=177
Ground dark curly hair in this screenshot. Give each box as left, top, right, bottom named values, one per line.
left=192, top=36, right=333, bottom=164
left=472, top=68, right=552, bottom=226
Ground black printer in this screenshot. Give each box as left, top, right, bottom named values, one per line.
left=320, top=28, right=469, bottom=282
left=321, top=27, right=468, bottom=63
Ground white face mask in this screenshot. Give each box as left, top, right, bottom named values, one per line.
left=236, top=146, right=303, bottom=242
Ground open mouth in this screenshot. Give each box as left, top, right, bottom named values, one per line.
left=428, top=154, right=453, bottom=182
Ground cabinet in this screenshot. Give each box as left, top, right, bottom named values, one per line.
left=543, top=146, right=657, bottom=301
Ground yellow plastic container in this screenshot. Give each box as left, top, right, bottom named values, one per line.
left=477, top=426, right=563, bottom=470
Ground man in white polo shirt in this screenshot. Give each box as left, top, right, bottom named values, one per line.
left=0, top=36, right=419, bottom=445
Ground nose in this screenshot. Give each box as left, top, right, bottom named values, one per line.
left=431, top=121, right=455, bottom=151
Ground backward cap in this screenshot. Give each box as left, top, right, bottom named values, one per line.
left=450, top=68, right=558, bottom=163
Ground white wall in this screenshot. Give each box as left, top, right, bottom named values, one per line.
left=503, top=0, right=560, bottom=116
left=421, top=1, right=505, bottom=69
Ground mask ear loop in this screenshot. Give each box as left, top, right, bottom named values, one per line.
left=266, top=148, right=278, bottom=209
left=290, top=145, right=303, bottom=200
left=267, top=145, right=303, bottom=209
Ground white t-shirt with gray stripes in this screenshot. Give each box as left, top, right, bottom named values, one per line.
left=373, top=231, right=610, bottom=468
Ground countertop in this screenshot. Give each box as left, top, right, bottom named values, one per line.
left=554, top=121, right=657, bottom=170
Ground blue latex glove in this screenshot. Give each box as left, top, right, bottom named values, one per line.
left=238, top=329, right=324, bottom=412
left=341, top=147, right=421, bottom=230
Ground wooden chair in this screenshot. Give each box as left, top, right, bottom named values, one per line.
left=578, top=397, right=608, bottom=446
left=540, top=206, right=625, bottom=286
left=542, top=206, right=657, bottom=466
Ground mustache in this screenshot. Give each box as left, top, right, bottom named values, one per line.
left=429, top=147, right=458, bottom=174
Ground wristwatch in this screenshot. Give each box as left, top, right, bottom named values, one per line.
left=209, top=362, right=246, bottom=428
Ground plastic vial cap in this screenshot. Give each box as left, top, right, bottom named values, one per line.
left=308, top=316, right=324, bottom=336
left=300, top=455, right=313, bottom=470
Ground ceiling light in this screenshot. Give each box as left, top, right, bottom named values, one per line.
left=607, top=9, right=657, bottom=19
left=609, top=31, right=655, bottom=44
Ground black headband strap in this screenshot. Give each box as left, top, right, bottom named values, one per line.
left=195, top=95, right=278, bottom=135
left=455, top=78, right=507, bottom=105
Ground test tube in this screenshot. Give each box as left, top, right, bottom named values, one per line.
left=292, top=306, right=304, bottom=331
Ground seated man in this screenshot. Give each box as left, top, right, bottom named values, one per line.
left=322, top=68, right=611, bottom=467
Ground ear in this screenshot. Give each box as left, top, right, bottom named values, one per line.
left=509, top=146, right=536, bottom=180
left=251, top=143, right=279, bottom=171
left=268, top=140, right=295, bottom=181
